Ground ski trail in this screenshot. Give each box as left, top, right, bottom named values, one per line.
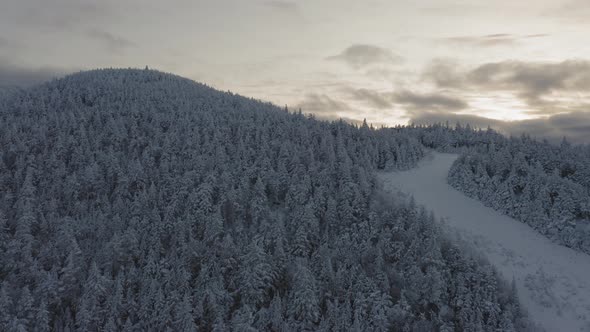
left=379, top=152, right=590, bottom=332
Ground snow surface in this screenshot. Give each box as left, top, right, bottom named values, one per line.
left=379, top=152, right=590, bottom=332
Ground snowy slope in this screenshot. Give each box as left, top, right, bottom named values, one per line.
left=379, top=152, right=590, bottom=332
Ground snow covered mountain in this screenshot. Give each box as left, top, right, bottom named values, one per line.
left=0, top=68, right=532, bottom=331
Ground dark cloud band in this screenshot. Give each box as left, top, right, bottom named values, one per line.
left=442, top=33, right=549, bottom=47
left=393, top=90, right=468, bottom=111
left=327, top=44, right=403, bottom=69
left=0, top=59, right=69, bottom=87
left=87, top=29, right=136, bottom=54
left=424, top=59, right=590, bottom=114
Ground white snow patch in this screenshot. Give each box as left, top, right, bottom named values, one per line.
left=379, top=152, right=590, bottom=332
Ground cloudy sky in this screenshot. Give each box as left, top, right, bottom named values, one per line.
left=2, top=0, right=590, bottom=142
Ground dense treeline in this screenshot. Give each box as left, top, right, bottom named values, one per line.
left=0, top=69, right=528, bottom=331
left=447, top=135, right=590, bottom=254
left=393, top=122, right=506, bottom=153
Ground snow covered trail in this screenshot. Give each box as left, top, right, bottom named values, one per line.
left=379, top=152, right=590, bottom=332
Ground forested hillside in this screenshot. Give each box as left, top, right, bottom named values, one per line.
left=0, top=69, right=529, bottom=331
left=448, top=134, right=590, bottom=254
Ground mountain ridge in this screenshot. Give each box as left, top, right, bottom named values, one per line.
left=0, top=68, right=531, bottom=331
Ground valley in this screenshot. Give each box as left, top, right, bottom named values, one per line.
left=380, top=152, right=590, bottom=331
